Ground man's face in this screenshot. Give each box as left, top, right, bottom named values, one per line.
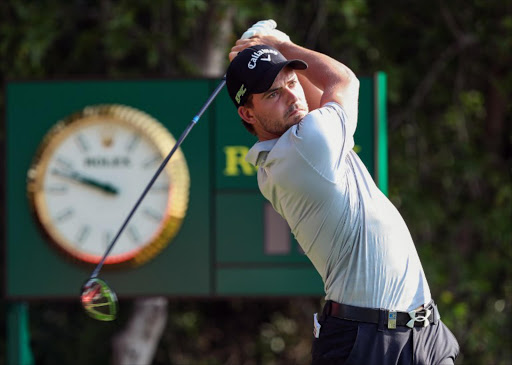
left=240, top=67, right=309, bottom=140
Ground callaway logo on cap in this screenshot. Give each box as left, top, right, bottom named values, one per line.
left=247, top=48, right=278, bottom=69
left=226, top=45, right=308, bottom=107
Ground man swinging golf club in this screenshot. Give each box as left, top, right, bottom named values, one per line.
left=226, top=20, right=460, bottom=365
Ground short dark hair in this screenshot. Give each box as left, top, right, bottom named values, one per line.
left=241, top=94, right=256, bottom=135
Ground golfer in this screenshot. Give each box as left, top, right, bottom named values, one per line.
left=226, top=27, right=460, bottom=364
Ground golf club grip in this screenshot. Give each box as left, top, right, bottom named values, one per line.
left=90, top=78, right=227, bottom=279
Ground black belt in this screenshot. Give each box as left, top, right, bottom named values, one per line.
left=326, top=300, right=440, bottom=329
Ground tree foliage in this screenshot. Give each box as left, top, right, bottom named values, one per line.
left=1, top=0, right=510, bottom=364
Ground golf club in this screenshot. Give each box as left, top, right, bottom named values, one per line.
left=80, top=19, right=278, bottom=321
left=81, top=78, right=226, bottom=321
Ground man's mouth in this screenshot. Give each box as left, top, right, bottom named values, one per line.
left=285, top=104, right=305, bottom=119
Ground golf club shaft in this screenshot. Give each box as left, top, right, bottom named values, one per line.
left=90, top=78, right=227, bottom=279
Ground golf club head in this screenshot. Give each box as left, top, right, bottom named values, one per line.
left=81, top=278, right=118, bottom=321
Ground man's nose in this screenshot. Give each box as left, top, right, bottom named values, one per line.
left=283, top=86, right=299, bottom=104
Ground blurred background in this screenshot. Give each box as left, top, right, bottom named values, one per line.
left=1, top=0, right=511, bottom=364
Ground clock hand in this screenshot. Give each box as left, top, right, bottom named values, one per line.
left=52, top=169, right=119, bottom=195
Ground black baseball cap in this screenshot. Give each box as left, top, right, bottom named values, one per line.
left=226, top=45, right=308, bottom=107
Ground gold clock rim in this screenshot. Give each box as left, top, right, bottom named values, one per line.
left=27, top=104, right=190, bottom=268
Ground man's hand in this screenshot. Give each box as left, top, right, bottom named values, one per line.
left=241, top=19, right=290, bottom=42
left=229, top=20, right=291, bottom=61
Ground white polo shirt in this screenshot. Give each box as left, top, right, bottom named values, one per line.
left=245, top=102, right=431, bottom=311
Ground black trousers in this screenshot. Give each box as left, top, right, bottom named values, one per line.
left=311, top=304, right=460, bottom=365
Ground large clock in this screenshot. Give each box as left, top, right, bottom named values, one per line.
left=27, top=104, right=190, bottom=267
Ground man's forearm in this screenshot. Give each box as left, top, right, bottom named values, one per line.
left=278, top=42, right=352, bottom=89
left=276, top=41, right=358, bottom=108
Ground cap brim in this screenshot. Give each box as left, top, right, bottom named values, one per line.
left=252, top=59, right=308, bottom=94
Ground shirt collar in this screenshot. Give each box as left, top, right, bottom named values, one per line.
left=245, top=138, right=279, bottom=166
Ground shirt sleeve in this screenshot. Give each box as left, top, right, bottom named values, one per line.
left=289, top=102, right=356, bottom=182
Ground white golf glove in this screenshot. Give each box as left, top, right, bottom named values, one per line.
left=241, top=19, right=291, bottom=43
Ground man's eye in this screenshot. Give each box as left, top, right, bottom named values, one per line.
left=268, top=91, right=277, bottom=98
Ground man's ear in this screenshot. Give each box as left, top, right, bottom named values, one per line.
left=238, top=106, right=256, bottom=125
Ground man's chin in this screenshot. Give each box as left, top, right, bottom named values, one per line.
left=288, top=110, right=307, bottom=124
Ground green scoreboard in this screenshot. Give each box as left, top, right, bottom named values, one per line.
left=4, top=74, right=387, bottom=299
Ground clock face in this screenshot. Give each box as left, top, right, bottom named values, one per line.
left=27, top=105, right=190, bottom=267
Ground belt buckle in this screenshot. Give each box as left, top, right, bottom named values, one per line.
left=407, top=308, right=432, bottom=328
left=387, top=310, right=397, bottom=329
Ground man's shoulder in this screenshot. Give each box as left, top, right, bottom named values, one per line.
left=298, top=101, right=344, bottom=126
left=294, top=102, right=346, bottom=138
left=306, top=101, right=345, bottom=120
